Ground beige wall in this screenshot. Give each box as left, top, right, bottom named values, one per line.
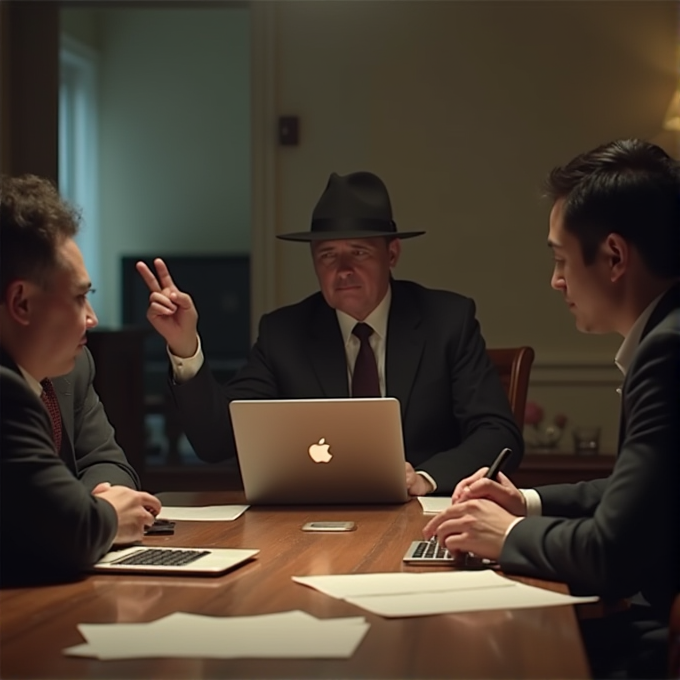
left=268, top=0, right=679, bottom=452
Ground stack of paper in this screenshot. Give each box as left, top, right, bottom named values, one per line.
left=417, top=496, right=451, bottom=514
left=157, top=505, right=249, bottom=521
left=63, top=611, right=369, bottom=660
left=293, top=571, right=598, bottom=617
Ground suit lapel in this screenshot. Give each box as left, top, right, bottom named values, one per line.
left=385, top=282, right=424, bottom=420
left=307, top=299, right=350, bottom=397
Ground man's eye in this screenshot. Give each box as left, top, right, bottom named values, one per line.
left=77, top=289, right=96, bottom=303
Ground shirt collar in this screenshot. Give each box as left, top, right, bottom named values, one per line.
left=17, top=365, right=43, bottom=398
left=336, top=286, right=392, bottom=346
left=614, top=291, right=666, bottom=376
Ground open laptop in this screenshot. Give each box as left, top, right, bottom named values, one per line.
left=229, top=398, right=409, bottom=505
left=92, top=547, right=259, bottom=576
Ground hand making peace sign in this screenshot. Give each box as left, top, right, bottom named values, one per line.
left=136, top=258, right=200, bottom=358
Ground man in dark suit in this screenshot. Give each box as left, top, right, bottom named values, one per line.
left=425, top=139, right=680, bottom=678
left=0, top=346, right=140, bottom=492
left=137, top=171, right=522, bottom=495
left=0, top=175, right=160, bottom=583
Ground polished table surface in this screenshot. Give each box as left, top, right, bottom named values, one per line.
left=0, top=492, right=591, bottom=679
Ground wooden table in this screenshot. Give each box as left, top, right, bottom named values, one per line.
left=0, top=492, right=591, bottom=679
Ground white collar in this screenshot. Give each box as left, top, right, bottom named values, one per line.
left=336, top=286, right=392, bottom=345
left=614, top=292, right=666, bottom=376
left=17, top=365, right=43, bottom=398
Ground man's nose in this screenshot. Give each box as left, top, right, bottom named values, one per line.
left=550, top=271, right=564, bottom=291
left=86, top=303, right=98, bottom=328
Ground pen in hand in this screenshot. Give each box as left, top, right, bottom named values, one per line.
left=484, top=447, right=512, bottom=481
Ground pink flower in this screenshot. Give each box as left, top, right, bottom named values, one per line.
left=553, top=413, right=568, bottom=429
left=524, top=401, right=544, bottom=427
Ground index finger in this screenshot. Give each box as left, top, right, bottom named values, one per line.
left=151, top=258, right=177, bottom=292
left=422, top=503, right=464, bottom=538
left=139, top=492, right=162, bottom=516
left=451, top=467, right=489, bottom=502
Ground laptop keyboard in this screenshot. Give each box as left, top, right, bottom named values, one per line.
left=111, top=548, right=210, bottom=567
left=409, top=539, right=454, bottom=561
left=403, top=540, right=497, bottom=568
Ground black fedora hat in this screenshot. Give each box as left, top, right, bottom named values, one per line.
left=277, top=171, right=425, bottom=242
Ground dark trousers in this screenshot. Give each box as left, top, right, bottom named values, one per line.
left=579, top=605, right=668, bottom=679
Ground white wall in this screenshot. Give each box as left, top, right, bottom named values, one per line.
left=94, top=7, right=250, bottom=326
left=268, top=0, right=678, bottom=452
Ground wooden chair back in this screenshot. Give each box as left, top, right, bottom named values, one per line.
left=487, top=346, right=535, bottom=428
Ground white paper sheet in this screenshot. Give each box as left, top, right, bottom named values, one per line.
left=293, top=571, right=598, bottom=618
left=417, top=496, right=451, bottom=514
left=345, top=582, right=598, bottom=617
left=63, top=610, right=370, bottom=660
left=157, top=505, right=249, bottom=521
left=293, top=570, right=511, bottom=599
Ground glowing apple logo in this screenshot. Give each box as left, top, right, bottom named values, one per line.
left=308, top=437, right=332, bottom=463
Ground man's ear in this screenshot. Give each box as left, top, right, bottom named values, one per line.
left=603, top=234, right=629, bottom=283
left=388, top=238, right=401, bottom=268
left=4, top=280, right=34, bottom=326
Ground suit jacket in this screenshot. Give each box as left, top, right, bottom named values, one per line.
left=0, top=347, right=140, bottom=491
left=170, top=280, right=523, bottom=494
left=0, top=367, right=118, bottom=584
left=501, top=285, right=680, bottom=619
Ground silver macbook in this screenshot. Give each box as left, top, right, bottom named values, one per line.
left=229, top=398, right=409, bottom=505
left=92, top=547, right=259, bottom=576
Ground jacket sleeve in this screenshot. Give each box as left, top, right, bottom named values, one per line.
left=72, top=348, right=141, bottom=490
left=416, top=298, right=524, bottom=493
left=168, top=313, right=280, bottom=463
left=1, top=369, right=118, bottom=579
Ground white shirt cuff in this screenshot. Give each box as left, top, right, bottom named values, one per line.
left=415, top=470, right=437, bottom=493
left=168, top=335, right=204, bottom=383
left=520, top=488, right=542, bottom=516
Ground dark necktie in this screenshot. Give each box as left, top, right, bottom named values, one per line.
left=40, top=378, right=63, bottom=453
left=351, top=323, right=381, bottom=397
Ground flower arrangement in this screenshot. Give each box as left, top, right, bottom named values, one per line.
left=524, top=401, right=568, bottom=448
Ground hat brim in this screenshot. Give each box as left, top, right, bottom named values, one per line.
left=277, top=230, right=426, bottom=242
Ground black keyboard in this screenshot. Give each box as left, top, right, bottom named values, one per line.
left=111, top=548, right=210, bottom=567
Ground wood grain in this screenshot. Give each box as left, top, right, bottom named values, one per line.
left=0, top=492, right=590, bottom=678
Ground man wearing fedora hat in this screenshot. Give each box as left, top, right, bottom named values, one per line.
left=137, top=171, right=522, bottom=495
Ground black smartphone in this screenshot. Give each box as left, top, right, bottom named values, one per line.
left=144, top=519, right=175, bottom=535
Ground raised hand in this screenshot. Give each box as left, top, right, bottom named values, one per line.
left=136, top=258, right=199, bottom=357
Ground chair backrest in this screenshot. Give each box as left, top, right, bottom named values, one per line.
left=670, top=592, right=680, bottom=678
left=487, top=346, right=535, bottom=428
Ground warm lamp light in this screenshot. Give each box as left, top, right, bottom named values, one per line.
left=663, top=43, right=680, bottom=132
left=663, top=86, right=680, bottom=132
